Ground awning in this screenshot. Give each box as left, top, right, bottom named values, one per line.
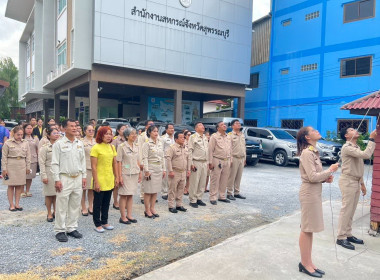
left=341, top=90, right=380, bottom=116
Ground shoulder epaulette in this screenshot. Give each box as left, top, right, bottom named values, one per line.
left=191, top=134, right=196, bottom=138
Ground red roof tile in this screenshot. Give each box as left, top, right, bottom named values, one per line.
left=341, top=90, right=380, bottom=110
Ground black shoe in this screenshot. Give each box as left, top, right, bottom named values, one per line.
left=184, top=192, right=189, bottom=196
left=156, top=199, right=158, bottom=202
left=88, top=209, right=93, bottom=215
left=189, top=202, right=198, bottom=208
left=119, top=218, right=131, bottom=224
left=162, top=195, right=168, bottom=200
left=56, top=232, right=68, bottom=242
left=197, top=200, right=206, bottom=206
left=227, top=195, right=236, bottom=200
left=127, top=217, right=138, bottom=223
left=144, top=211, right=155, bottom=219
left=141, top=199, right=144, bottom=204
left=234, top=194, right=246, bottom=199
left=15, top=207, right=23, bottom=211
left=347, top=236, right=364, bottom=244
left=336, top=239, right=355, bottom=250
left=298, top=263, right=322, bottom=278
left=113, top=204, right=120, bottom=210
left=169, top=208, right=178, bottom=213
left=152, top=213, right=159, bottom=218
left=315, top=268, right=325, bottom=275
left=176, top=206, right=187, bottom=212
left=47, top=215, right=54, bottom=222
left=82, top=211, right=89, bottom=216
left=210, top=200, right=217, bottom=205
left=67, top=230, right=83, bottom=239
left=218, top=198, right=231, bottom=203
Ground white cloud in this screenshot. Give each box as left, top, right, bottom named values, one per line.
left=252, top=0, right=271, bottom=21
left=0, top=0, right=25, bottom=66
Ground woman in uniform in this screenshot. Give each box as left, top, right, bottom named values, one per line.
left=117, top=127, right=141, bottom=224
left=1, top=126, right=31, bottom=211
left=39, top=127, right=60, bottom=222
left=142, top=125, right=166, bottom=219
left=81, top=124, right=96, bottom=216
left=297, top=126, right=339, bottom=278
left=22, top=123, right=39, bottom=197
left=183, top=130, right=192, bottom=195
left=111, top=123, right=127, bottom=210
left=91, top=126, right=118, bottom=233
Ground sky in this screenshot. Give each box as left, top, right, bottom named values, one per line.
left=0, top=0, right=270, bottom=66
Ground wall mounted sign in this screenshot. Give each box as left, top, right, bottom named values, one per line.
left=180, top=0, right=192, bottom=8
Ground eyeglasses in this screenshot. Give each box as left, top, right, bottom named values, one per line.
left=186, top=133, right=191, bottom=136
left=87, top=130, right=95, bottom=132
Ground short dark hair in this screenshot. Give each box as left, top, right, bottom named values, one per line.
left=37, top=118, right=43, bottom=122
left=231, top=119, right=240, bottom=126
left=147, top=125, right=157, bottom=138
left=174, top=131, right=184, bottom=140
left=194, top=122, right=202, bottom=129
left=144, top=120, right=153, bottom=126
left=116, top=123, right=127, bottom=136
left=165, top=123, right=174, bottom=130
left=101, top=121, right=110, bottom=127
left=216, top=121, right=224, bottom=130
left=340, top=126, right=351, bottom=140
left=62, top=119, right=76, bottom=128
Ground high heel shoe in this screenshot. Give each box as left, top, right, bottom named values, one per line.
left=152, top=213, right=159, bottom=218
left=298, top=263, right=322, bottom=278
left=144, top=211, right=155, bottom=219
left=314, top=268, right=325, bottom=275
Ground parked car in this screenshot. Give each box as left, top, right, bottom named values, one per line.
left=157, top=124, right=195, bottom=135
left=192, top=117, right=244, bottom=129
left=135, top=120, right=167, bottom=132
left=4, top=120, right=18, bottom=132
left=243, top=127, right=298, bottom=166
left=97, top=118, right=131, bottom=135
left=284, top=129, right=342, bottom=164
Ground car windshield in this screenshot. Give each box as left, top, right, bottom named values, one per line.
left=108, top=122, right=130, bottom=128
left=270, top=130, right=294, bottom=140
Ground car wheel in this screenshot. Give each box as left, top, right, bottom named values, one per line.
left=273, top=150, right=288, bottom=166
left=246, top=158, right=259, bottom=166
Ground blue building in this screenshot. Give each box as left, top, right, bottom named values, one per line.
left=245, top=0, right=380, bottom=137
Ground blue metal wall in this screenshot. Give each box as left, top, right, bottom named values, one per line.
left=245, top=0, right=380, bottom=136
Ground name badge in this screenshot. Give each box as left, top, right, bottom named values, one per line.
left=124, top=164, right=130, bottom=168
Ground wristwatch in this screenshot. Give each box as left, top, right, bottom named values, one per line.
left=369, top=138, right=375, bottom=142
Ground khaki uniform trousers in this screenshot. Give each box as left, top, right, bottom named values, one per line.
left=54, top=175, right=83, bottom=234
left=227, top=157, right=244, bottom=195
left=168, top=170, right=186, bottom=208
left=189, top=160, right=208, bottom=203
left=161, top=161, right=169, bottom=196
left=210, top=158, right=231, bottom=201
left=337, top=174, right=361, bottom=240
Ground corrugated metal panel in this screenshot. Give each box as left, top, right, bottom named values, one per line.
left=251, top=15, right=271, bottom=66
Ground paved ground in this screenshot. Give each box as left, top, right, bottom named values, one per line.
left=0, top=160, right=374, bottom=279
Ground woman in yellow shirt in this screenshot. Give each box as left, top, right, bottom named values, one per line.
left=91, top=126, right=118, bottom=233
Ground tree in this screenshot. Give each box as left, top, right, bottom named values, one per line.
left=0, top=57, right=19, bottom=119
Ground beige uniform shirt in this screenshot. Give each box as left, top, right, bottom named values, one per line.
left=51, top=136, right=86, bottom=181
left=38, top=142, right=53, bottom=180
left=112, top=136, right=126, bottom=151
left=229, top=131, right=246, bottom=160
left=300, top=146, right=331, bottom=184
left=25, top=135, right=39, bottom=164
left=83, top=137, right=96, bottom=170
left=39, top=136, right=49, bottom=150
left=161, top=134, right=175, bottom=153
left=1, top=138, right=31, bottom=171
left=165, top=143, right=190, bottom=172
left=138, top=131, right=148, bottom=163
left=116, top=142, right=140, bottom=175
left=208, top=131, right=231, bottom=162
left=341, top=140, right=376, bottom=183
left=188, top=132, right=209, bottom=165
left=142, top=138, right=166, bottom=172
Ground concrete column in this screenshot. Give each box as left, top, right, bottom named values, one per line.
left=89, top=80, right=98, bottom=120
left=237, top=97, right=245, bottom=119
left=174, top=90, right=182, bottom=124
left=43, top=99, right=49, bottom=127
left=54, top=94, right=60, bottom=122
left=68, top=88, right=76, bottom=119
left=140, top=95, right=148, bottom=120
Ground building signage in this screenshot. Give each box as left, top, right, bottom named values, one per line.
left=180, top=0, right=192, bottom=8
left=131, top=6, right=230, bottom=39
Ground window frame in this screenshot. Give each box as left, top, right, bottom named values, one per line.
left=343, top=0, right=376, bottom=23
left=57, top=41, right=67, bottom=67
left=282, top=19, right=292, bottom=26
left=281, top=119, right=304, bottom=129
left=57, top=0, right=67, bottom=17
left=337, top=119, right=369, bottom=135
left=340, top=55, right=372, bottom=78
left=249, top=73, right=259, bottom=89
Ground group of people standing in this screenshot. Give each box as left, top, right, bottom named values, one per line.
left=1, top=117, right=248, bottom=242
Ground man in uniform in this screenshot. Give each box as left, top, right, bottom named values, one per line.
left=336, top=127, right=377, bottom=250
left=208, top=121, right=231, bottom=205
left=166, top=131, right=190, bottom=213
left=161, top=123, right=175, bottom=200
left=138, top=120, right=154, bottom=204
left=226, top=119, right=246, bottom=200
left=188, top=122, right=208, bottom=208
left=51, top=119, right=87, bottom=242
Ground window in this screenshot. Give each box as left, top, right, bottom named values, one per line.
left=57, top=0, right=67, bottom=15
left=280, top=68, right=289, bottom=75
left=337, top=119, right=368, bottom=135
left=57, top=42, right=67, bottom=67
left=344, top=0, right=375, bottom=23
left=31, top=34, right=35, bottom=54
left=301, top=63, right=318, bottom=72
left=248, top=128, right=270, bottom=139
left=31, top=73, right=35, bottom=90
left=71, top=29, right=74, bottom=66
left=341, top=56, right=372, bottom=77
left=26, top=77, right=30, bottom=92
left=26, top=43, right=30, bottom=61
left=249, top=73, right=259, bottom=89
left=305, top=11, right=320, bottom=21
left=244, top=119, right=258, bottom=127
left=281, top=119, right=304, bottom=129
left=282, top=19, right=292, bottom=26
